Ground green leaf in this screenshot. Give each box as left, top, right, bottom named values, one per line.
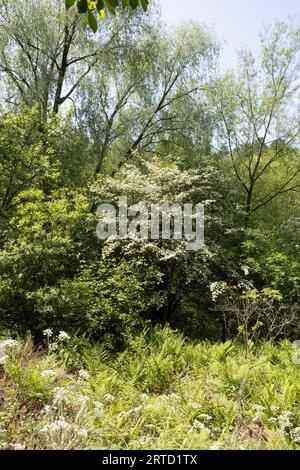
left=84, top=12, right=89, bottom=26
left=122, top=0, right=129, bottom=7
left=77, top=0, right=88, bottom=14
left=65, top=0, right=76, bottom=8
left=129, top=0, right=138, bottom=9
left=104, top=0, right=116, bottom=15
left=140, top=0, right=148, bottom=11
left=88, top=10, right=98, bottom=32
left=96, top=0, right=105, bottom=11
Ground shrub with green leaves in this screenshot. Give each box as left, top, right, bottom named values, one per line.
left=0, top=188, right=145, bottom=345
left=91, top=159, right=234, bottom=331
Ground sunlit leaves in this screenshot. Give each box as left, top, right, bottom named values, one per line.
left=65, top=0, right=76, bottom=8
left=87, top=9, right=98, bottom=32
left=66, top=0, right=150, bottom=32
left=140, top=0, right=149, bottom=11
left=77, top=0, right=88, bottom=13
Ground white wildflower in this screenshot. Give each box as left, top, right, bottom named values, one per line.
left=168, top=393, right=180, bottom=400
left=1, top=354, right=7, bottom=365
left=269, top=417, right=278, bottom=425
left=41, top=405, right=52, bottom=415
left=78, top=369, right=90, bottom=380
left=118, top=406, right=142, bottom=420
left=131, top=406, right=142, bottom=414
left=93, top=401, right=104, bottom=409
left=0, top=339, right=19, bottom=365
left=52, top=387, right=71, bottom=405
left=58, top=331, right=70, bottom=341
left=278, top=411, right=293, bottom=431
left=199, top=413, right=212, bottom=421
left=271, top=405, right=280, bottom=413
left=43, top=329, right=53, bottom=337
left=40, top=417, right=71, bottom=434
left=40, top=369, right=56, bottom=380
left=252, top=404, right=265, bottom=412
left=252, top=411, right=264, bottom=424
left=159, top=393, right=179, bottom=401
left=138, top=436, right=152, bottom=446
left=103, top=393, right=115, bottom=403
left=291, top=427, right=300, bottom=444
left=49, top=342, right=58, bottom=352
left=77, top=395, right=90, bottom=406
left=77, top=429, right=88, bottom=439
left=93, top=401, right=104, bottom=417
left=209, top=442, right=222, bottom=450
left=192, top=420, right=206, bottom=430
left=191, top=402, right=202, bottom=409
left=12, top=443, right=26, bottom=450
left=168, top=406, right=177, bottom=414
left=141, top=393, right=150, bottom=401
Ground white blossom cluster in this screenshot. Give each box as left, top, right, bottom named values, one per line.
left=0, top=339, right=19, bottom=365
left=103, top=393, right=115, bottom=403
left=78, top=369, right=90, bottom=380
left=209, top=282, right=226, bottom=302
left=40, top=369, right=57, bottom=381
left=290, top=427, right=300, bottom=444
left=192, top=419, right=211, bottom=434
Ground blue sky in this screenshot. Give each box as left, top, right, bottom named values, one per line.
left=160, top=0, right=300, bottom=70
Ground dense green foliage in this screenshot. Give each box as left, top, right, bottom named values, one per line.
left=0, top=1, right=299, bottom=345
left=0, top=329, right=300, bottom=450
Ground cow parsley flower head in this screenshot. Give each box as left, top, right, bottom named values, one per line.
left=291, top=427, right=300, bottom=444
left=41, top=405, right=52, bottom=415
left=78, top=369, right=90, bottom=380
left=12, top=443, right=26, bottom=450
left=77, top=395, right=90, bottom=406
left=103, top=393, right=115, bottom=403
left=43, top=329, right=53, bottom=337
left=209, top=442, right=222, bottom=450
left=199, top=413, right=212, bottom=421
left=241, top=265, right=250, bottom=276
left=0, top=339, right=19, bottom=365
left=192, top=420, right=206, bottom=430
left=40, top=417, right=71, bottom=434
left=52, top=387, right=72, bottom=405
left=77, top=429, right=88, bottom=439
left=271, top=405, right=280, bottom=413
left=40, top=369, right=56, bottom=379
left=252, top=411, right=264, bottom=424
left=58, top=331, right=70, bottom=341
left=278, top=411, right=293, bottom=431
left=252, top=404, right=265, bottom=412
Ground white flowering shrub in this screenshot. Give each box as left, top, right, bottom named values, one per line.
left=91, top=159, right=232, bottom=333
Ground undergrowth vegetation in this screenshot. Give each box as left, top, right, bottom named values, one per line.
left=1, top=328, right=299, bottom=450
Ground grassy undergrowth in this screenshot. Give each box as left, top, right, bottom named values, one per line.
left=0, top=327, right=300, bottom=450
